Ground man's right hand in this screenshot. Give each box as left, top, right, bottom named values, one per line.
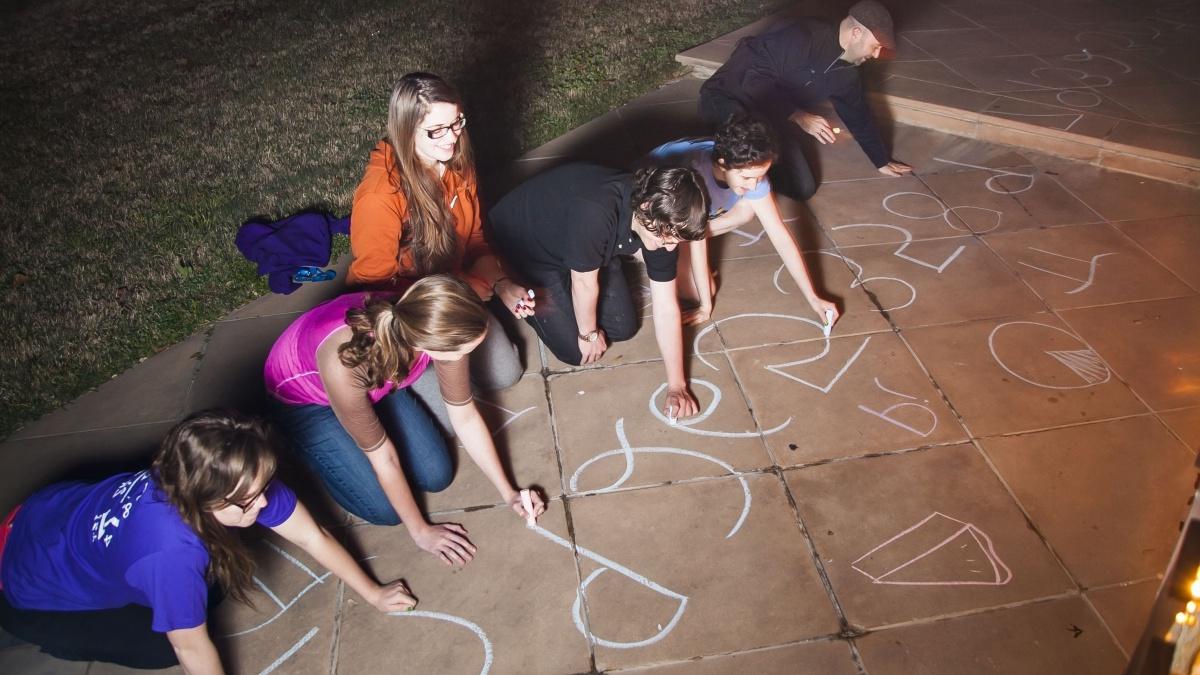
left=578, top=329, right=608, bottom=365
left=412, top=522, right=476, bottom=566
left=792, top=111, right=836, bottom=144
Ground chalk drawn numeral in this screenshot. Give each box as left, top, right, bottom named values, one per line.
left=766, top=336, right=871, bottom=394
left=570, top=418, right=752, bottom=539
left=857, top=377, right=938, bottom=438
left=832, top=223, right=966, bottom=273
left=1016, top=247, right=1116, bottom=295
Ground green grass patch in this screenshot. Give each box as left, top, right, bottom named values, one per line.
left=0, top=0, right=782, bottom=438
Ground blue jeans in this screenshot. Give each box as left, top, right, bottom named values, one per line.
left=271, top=388, right=454, bottom=525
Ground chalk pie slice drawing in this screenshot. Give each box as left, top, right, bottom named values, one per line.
left=851, top=512, right=1012, bottom=586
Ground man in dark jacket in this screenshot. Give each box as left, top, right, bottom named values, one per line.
left=698, top=0, right=911, bottom=200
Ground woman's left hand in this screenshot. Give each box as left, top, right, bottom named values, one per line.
left=496, top=279, right=536, bottom=319
left=507, top=488, right=546, bottom=521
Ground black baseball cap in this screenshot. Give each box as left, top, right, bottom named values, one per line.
left=849, top=0, right=895, bottom=49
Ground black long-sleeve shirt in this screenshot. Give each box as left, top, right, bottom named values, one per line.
left=701, top=17, right=890, bottom=168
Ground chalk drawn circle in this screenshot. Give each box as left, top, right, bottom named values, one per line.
left=1056, top=89, right=1102, bottom=108
left=882, top=191, right=947, bottom=220
left=987, top=321, right=1111, bottom=390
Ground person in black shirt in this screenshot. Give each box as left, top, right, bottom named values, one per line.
left=487, top=163, right=707, bottom=418
left=699, top=0, right=912, bottom=200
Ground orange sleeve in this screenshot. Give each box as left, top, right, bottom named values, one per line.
left=454, top=177, right=499, bottom=299
left=348, top=191, right=406, bottom=287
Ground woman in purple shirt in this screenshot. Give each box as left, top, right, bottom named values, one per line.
left=0, top=410, right=416, bottom=672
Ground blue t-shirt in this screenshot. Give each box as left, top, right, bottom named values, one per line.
left=649, top=139, right=771, bottom=220
left=0, top=471, right=297, bottom=632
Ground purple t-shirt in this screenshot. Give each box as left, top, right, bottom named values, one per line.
left=0, top=471, right=297, bottom=632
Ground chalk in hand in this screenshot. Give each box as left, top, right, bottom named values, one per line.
left=519, top=489, right=537, bottom=528
left=833, top=127, right=842, bottom=134
left=668, top=404, right=677, bottom=426
left=823, top=308, right=834, bottom=337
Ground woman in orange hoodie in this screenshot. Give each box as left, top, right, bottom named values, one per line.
left=348, top=73, right=532, bottom=429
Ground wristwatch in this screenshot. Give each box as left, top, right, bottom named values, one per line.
left=578, top=329, right=601, bottom=343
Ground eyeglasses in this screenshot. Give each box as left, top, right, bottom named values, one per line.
left=229, top=486, right=268, bottom=513
left=423, top=114, right=467, bottom=139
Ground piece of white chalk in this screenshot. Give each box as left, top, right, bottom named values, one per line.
left=527, top=289, right=535, bottom=299
left=668, top=405, right=677, bottom=426
left=833, top=127, right=842, bottom=134
left=519, top=489, right=537, bottom=528
left=823, top=308, right=834, bottom=337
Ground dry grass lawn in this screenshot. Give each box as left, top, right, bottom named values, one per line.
left=0, top=0, right=780, bottom=437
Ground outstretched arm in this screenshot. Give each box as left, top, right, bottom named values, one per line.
left=570, top=268, right=608, bottom=364
left=447, top=400, right=545, bottom=521
left=751, top=196, right=838, bottom=323
left=271, top=500, right=416, bottom=612
left=649, top=278, right=699, bottom=418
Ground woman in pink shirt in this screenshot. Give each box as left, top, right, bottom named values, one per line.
left=265, top=275, right=544, bottom=565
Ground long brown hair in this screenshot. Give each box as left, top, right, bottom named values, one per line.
left=386, top=72, right=476, bottom=275
left=151, top=410, right=280, bottom=605
left=339, top=274, right=490, bottom=389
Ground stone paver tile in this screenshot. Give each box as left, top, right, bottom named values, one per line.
left=902, top=28, right=1024, bottom=60
left=422, top=374, right=558, bottom=514
left=905, top=132, right=1035, bottom=176
left=903, top=314, right=1147, bottom=436
left=980, top=416, right=1195, bottom=587
left=1046, top=164, right=1200, bottom=222
left=188, top=313, right=299, bottom=414
left=809, top=176, right=970, bottom=245
left=837, top=236, right=1046, bottom=329
left=941, top=54, right=1067, bottom=93
left=9, top=334, right=203, bottom=441
left=1099, top=82, right=1200, bottom=125
left=1005, top=88, right=1149, bottom=123
left=855, top=597, right=1126, bottom=675
left=212, top=534, right=339, bottom=675
left=0, top=421, right=174, bottom=514
left=787, top=444, right=1073, bottom=628
left=982, top=96, right=1120, bottom=139
left=811, top=126, right=897, bottom=183
left=1115, top=216, right=1200, bottom=291
left=710, top=204, right=834, bottom=261
left=1106, top=120, right=1200, bottom=161
left=1088, top=579, right=1160, bottom=654
left=0, top=646, right=89, bottom=674
left=619, top=98, right=712, bottom=158
left=893, top=2, right=978, bottom=30
left=619, top=639, right=859, bottom=674
left=982, top=18, right=1078, bottom=55
left=984, top=223, right=1194, bottom=309
left=729, top=333, right=967, bottom=465
left=921, top=168, right=1101, bottom=233
left=223, top=253, right=351, bottom=321
left=870, top=60, right=978, bottom=89
left=1060, top=296, right=1200, bottom=410
left=337, top=504, right=591, bottom=675
left=549, top=354, right=772, bottom=493
left=521, top=108, right=638, bottom=167
left=706, top=252, right=892, bottom=350
left=875, top=75, right=999, bottom=112
left=570, top=475, right=840, bottom=669
left=1158, top=407, right=1200, bottom=452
